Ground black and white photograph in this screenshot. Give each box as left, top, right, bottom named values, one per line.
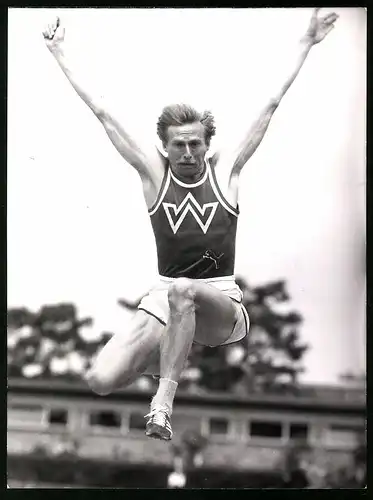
left=7, top=7, right=366, bottom=489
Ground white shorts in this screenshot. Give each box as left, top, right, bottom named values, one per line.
left=138, top=275, right=250, bottom=347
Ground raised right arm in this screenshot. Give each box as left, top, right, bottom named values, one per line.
left=42, top=17, right=164, bottom=182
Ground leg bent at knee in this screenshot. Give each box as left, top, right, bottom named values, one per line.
left=84, top=368, right=114, bottom=396
left=84, top=311, right=164, bottom=396
left=84, top=366, right=137, bottom=396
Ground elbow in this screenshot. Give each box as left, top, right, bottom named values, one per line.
left=269, top=98, right=280, bottom=110
left=91, top=96, right=109, bottom=121
left=95, top=106, right=107, bottom=121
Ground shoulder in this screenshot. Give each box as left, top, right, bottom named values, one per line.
left=206, top=150, right=240, bottom=208
left=141, top=148, right=169, bottom=209
left=208, top=147, right=238, bottom=176
left=143, top=146, right=168, bottom=189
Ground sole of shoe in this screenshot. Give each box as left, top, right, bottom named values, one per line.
left=145, top=424, right=172, bottom=441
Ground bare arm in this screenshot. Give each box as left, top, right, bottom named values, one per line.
left=42, top=17, right=164, bottom=182
left=218, top=8, right=339, bottom=177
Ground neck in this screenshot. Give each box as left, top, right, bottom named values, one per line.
left=170, top=161, right=206, bottom=184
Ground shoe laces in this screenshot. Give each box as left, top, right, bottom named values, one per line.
left=144, top=404, right=170, bottom=427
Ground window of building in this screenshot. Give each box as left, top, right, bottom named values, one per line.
left=128, top=413, right=145, bottom=431
left=89, top=410, right=122, bottom=428
left=249, top=420, right=283, bottom=439
left=324, top=424, right=362, bottom=448
left=289, top=423, right=309, bottom=441
left=208, top=417, right=229, bottom=436
left=48, top=408, right=68, bottom=426
left=330, top=424, right=364, bottom=432
left=8, top=403, right=44, bottom=428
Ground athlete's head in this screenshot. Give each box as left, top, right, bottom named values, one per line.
left=157, top=104, right=216, bottom=179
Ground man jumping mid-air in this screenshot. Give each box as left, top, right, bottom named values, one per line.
left=42, top=8, right=338, bottom=441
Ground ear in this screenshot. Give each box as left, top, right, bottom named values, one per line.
left=205, top=142, right=212, bottom=155
left=156, top=140, right=168, bottom=158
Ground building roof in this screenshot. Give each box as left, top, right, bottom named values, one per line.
left=7, top=377, right=366, bottom=415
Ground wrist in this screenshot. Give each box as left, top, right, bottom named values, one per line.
left=48, top=43, right=65, bottom=59
left=299, top=36, right=314, bottom=50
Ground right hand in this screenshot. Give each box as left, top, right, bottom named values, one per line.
left=42, top=16, right=65, bottom=51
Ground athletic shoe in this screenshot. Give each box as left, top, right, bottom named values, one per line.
left=144, top=404, right=173, bottom=441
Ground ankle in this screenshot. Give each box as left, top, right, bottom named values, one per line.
left=152, top=378, right=178, bottom=413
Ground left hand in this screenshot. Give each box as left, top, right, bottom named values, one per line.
left=303, top=8, right=339, bottom=45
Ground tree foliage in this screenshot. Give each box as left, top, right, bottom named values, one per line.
left=7, top=303, right=104, bottom=380
left=8, top=276, right=307, bottom=394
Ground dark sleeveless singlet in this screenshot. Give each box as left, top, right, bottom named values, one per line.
left=148, top=158, right=239, bottom=279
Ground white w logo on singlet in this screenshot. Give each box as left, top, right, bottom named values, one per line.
left=163, top=193, right=219, bottom=234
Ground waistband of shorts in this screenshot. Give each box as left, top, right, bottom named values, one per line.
left=158, top=275, right=236, bottom=284
left=158, top=275, right=240, bottom=295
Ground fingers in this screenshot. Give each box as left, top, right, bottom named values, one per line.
left=43, top=25, right=56, bottom=40
left=42, top=16, right=61, bottom=40
left=50, top=17, right=57, bottom=32
left=322, top=12, right=338, bottom=25
left=312, top=7, right=321, bottom=18
left=322, top=24, right=335, bottom=37
left=42, top=27, right=51, bottom=40
left=42, top=24, right=54, bottom=40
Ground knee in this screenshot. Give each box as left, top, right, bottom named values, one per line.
left=84, top=368, right=113, bottom=396
left=168, top=278, right=196, bottom=312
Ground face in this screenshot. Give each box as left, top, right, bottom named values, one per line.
left=164, top=122, right=209, bottom=180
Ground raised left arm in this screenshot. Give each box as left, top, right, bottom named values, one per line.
left=221, top=8, right=338, bottom=177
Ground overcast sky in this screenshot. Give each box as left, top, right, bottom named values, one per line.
left=7, top=8, right=366, bottom=384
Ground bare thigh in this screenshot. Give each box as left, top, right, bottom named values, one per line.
left=89, top=310, right=164, bottom=393
left=192, top=282, right=239, bottom=347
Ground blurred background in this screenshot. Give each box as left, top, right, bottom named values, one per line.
left=7, top=7, right=366, bottom=489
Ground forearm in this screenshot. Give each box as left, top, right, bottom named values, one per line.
left=44, top=37, right=156, bottom=177
left=229, top=39, right=314, bottom=172
left=228, top=9, right=338, bottom=173
left=48, top=44, right=104, bottom=117
left=273, top=38, right=313, bottom=105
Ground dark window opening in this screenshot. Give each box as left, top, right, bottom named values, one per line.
left=89, top=411, right=121, bottom=428
left=48, top=409, right=68, bottom=426
left=129, top=413, right=145, bottom=431
left=289, top=423, right=309, bottom=440
left=209, top=418, right=229, bottom=435
left=250, top=421, right=283, bottom=438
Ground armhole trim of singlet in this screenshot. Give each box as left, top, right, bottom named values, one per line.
left=148, top=168, right=171, bottom=215
left=208, top=161, right=239, bottom=217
